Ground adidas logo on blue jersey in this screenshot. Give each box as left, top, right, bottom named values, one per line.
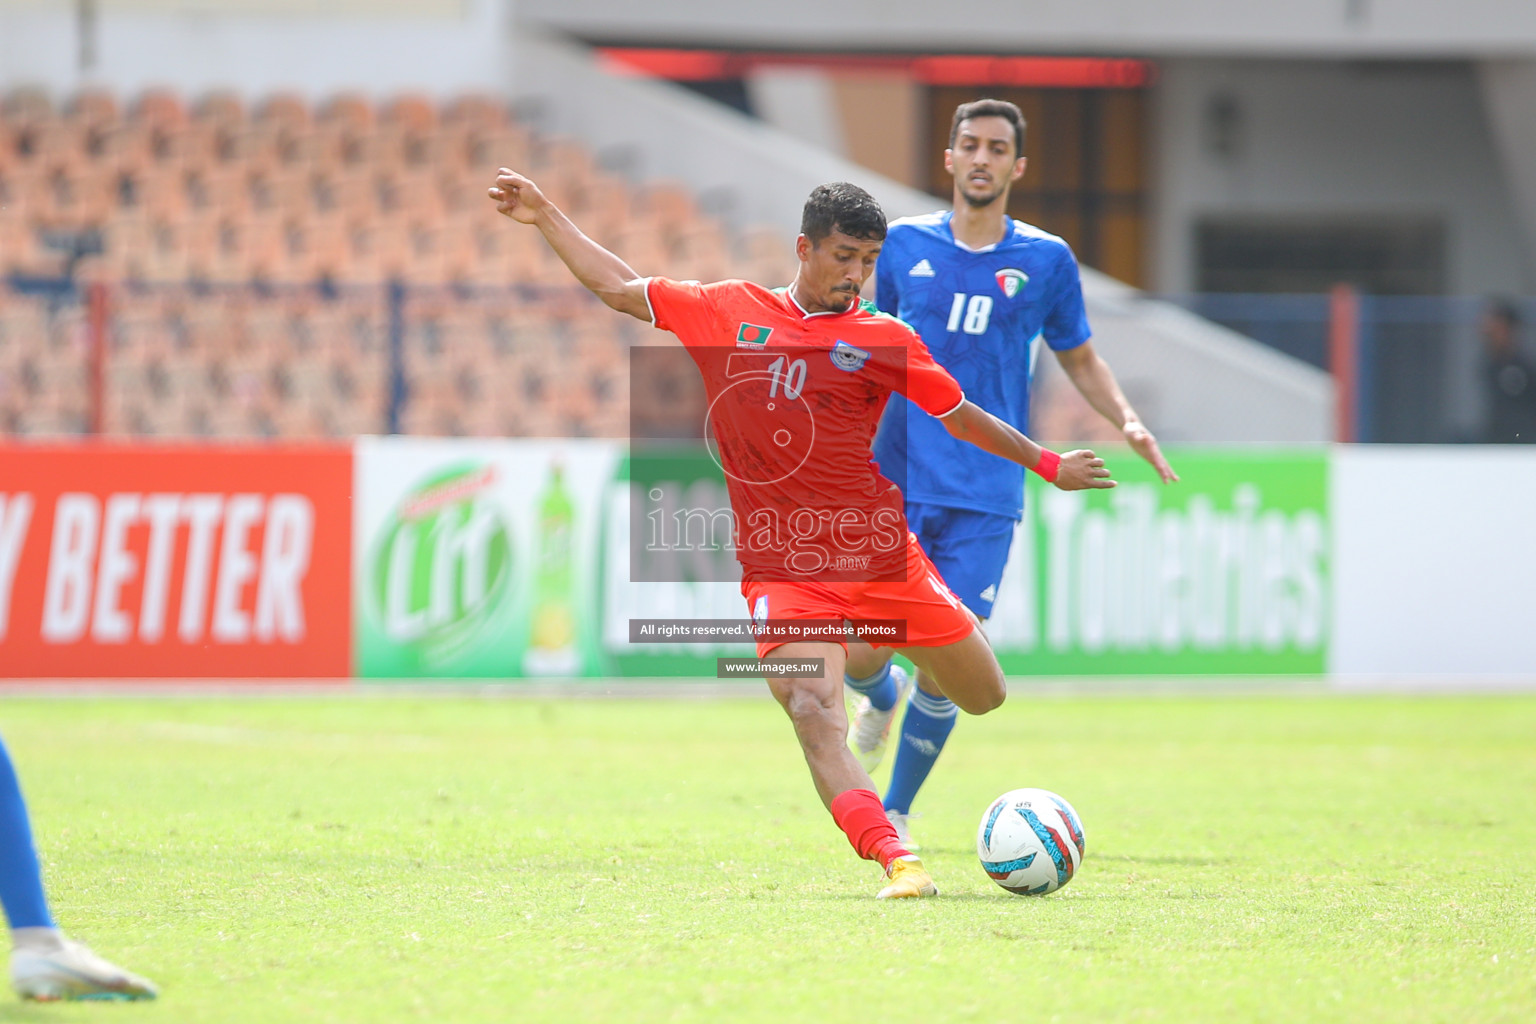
left=909, top=259, right=935, bottom=277
left=979, top=584, right=997, bottom=603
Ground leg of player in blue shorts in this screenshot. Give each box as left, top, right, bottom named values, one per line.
left=0, top=734, right=157, bottom=1001
left=844, top=503, right=1017, bottom=848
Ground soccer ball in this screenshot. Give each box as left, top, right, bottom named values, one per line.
left=976, top=788, right=1086, bottom=895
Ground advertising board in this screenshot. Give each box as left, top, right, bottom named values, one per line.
left=0, top=443, right=352, bottom=678
left=353, top=437, right=620, bottom=678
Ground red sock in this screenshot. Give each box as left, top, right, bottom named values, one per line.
left=829, top=788, right=910, bottom=871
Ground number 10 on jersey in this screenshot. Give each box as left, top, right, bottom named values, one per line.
left=768, top=356, right=807, bottom=400
left=947, top=293, right=993, bottom=335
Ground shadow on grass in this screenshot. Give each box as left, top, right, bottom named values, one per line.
left=804, top=891, right=1026, bottom=904
left=901, top=845, right=975, bottom=857
left=0, top=1005, right=89, bottom=1023
left=1093, top=853, right=1235, bottom=867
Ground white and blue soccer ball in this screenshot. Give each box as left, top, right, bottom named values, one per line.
left=976, top=788, right=1086, bottom=896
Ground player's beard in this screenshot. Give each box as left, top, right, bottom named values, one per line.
left=960, top=179, right=1008, bottom=209
left=830, top=285, right=859, bottom=310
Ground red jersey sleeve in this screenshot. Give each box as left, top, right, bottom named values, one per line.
left=896, top=323, right=965, bottom=418
left=646, top=277, right=718, bottom=346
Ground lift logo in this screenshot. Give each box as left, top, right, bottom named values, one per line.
left=367, top=463, right=512, bottom=667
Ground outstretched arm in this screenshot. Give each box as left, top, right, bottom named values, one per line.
left=940, top=399, right=1114, bottom=491
left=488, top=168, right=652, bottom=322
left=1054, top=341, right=1178, bottom=483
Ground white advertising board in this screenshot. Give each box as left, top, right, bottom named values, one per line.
left=1331, top=445, right=1536, bottom=680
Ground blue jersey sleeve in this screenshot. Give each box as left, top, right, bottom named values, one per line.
left=1043, top=247, right=1091, bottom=352
left=874, top=238, right=901, bottom=318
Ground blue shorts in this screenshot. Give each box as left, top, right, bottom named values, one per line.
left=905, top=501, right=1018, bottom=619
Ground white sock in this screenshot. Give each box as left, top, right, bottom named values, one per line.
left=11, top=926, right=65, bottom=954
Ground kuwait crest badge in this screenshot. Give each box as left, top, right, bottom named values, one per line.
left=736, top=322, right=773, bottom=347
left=996, top=268, right=1029, bottom=298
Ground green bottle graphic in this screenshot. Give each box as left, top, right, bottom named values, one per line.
left=522, top=460, right=582, bottom=675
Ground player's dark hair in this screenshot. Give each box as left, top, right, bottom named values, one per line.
left=1488, top=296, right=1523, bottom=328
left=949, top=99, right=1027, bottom=159
left=800, top=182, right=887, bottom=245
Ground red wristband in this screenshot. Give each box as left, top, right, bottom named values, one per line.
left=1032, top=449, right=1061, bottom=483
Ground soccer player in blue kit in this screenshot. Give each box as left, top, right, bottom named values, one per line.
left=0, top=734, right=156, bottom=1001
left=842, top=99, right=1179, bottom=846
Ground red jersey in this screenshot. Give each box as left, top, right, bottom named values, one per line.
left=645, top=277, right=964, bottom=582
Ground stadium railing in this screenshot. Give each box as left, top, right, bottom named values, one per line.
left=3, top=277, right=1530, bottom=443
left=0, top=275, right=655, bottom=440
left=1160, top=292, right=1536, bottom=444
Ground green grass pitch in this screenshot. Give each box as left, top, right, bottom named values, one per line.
left=1, top=691, right=1533, bottom=1023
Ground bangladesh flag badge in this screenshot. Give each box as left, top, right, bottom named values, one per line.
left=736, top=322, right=773, bottom=347
left=996, top=268, right=1029, bottom=298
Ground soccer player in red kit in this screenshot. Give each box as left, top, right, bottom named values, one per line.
left=490, top=170, right=1114, bottom=898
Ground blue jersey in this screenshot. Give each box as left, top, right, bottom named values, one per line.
left=871, top=211, right=1091, bottom=518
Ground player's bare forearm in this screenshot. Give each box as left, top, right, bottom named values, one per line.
left=940, top=400, right=1113, bottom=490
left=1054, top=341, right=1137, bottom=428
left=1054, top=342, right=1178, bottom=483
left=533, top=207, right=651, bottom=320
left=488, top=169, right=651, bottom=321
left=942, top=399, right=1043, bottom=467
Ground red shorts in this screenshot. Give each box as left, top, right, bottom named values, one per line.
left=740, top=532, right=976, bottom=658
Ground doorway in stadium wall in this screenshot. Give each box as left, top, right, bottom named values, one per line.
left=925, top=85, right=1151, bottom=288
